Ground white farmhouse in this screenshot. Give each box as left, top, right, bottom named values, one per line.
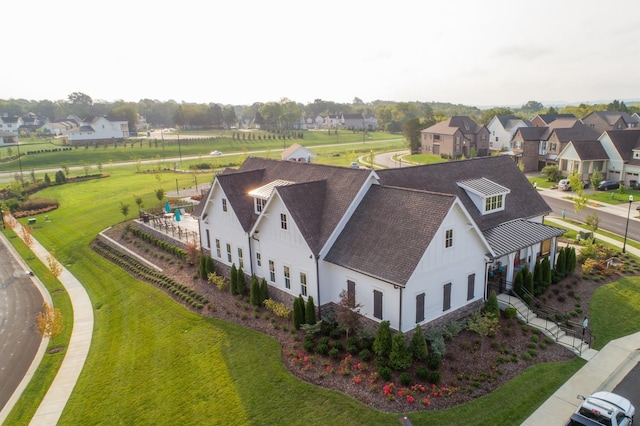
left=486, top=115, right=532, bottom=152
left=195, top=156, right=563, bottom=332
left=67, top=116, right=129, bottom=144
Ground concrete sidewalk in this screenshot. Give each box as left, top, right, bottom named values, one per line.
left=522, top=185, right=640, bottom=425
left=2, top=220, right=94, bottom=426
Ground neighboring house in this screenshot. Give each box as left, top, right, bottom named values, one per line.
left=342, top=113, right=365, bottom=130
left=0, top=131, right=18, bottom=145
left=281, top=143, right=316, bottom=163
left=421, top=116, right=490, bottom=158
left=556, top=139, right=609, bottom=179
left=365, top=114, right=378, bottom=130
left=486, top=115, right=532, bottom=152
left=67, top=116, right=129, bottom=144
left=40, top=120, right=77, bottom=136
left=581, top=111, right=637, bottom=134
left=0, top=115, right=23, bottom=135
left=325, top=115, right=342, bottom=129
left=530, top=113, right=577, bottom=127
left=598, top=129, right=640, bottom=185
left=512, top=120, right=599, bottom=172
left=195, top=156, right=562, bottom=332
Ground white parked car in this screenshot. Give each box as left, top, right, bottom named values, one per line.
left=210, top=150, right=222, bottom=156
left=349, top=162, right=359, bottom=169
left=567, top=391, right=635, bottom=426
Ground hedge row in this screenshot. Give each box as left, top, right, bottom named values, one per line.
left=127, top=225, right=187, bottom=260
left=94, top=241, right=207, bottom=309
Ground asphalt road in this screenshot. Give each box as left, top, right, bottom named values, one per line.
left=613, top=361, right=640, bottom=416
left=0, top=238, right=44, bottom=411
left=541, top=195, right=640, bottom=243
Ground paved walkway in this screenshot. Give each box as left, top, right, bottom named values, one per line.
left=522, top=185, right=640, bottom=425
left=1, top=219, right=93, bottom=425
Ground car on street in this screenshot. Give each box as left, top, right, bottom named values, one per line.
left=210, top=150, right=222, bottom=156
left=349, top=162, right=359, bottom=168
left=559, top=179, right=571, bottom=191
left=566, top=391, right=635, bottom=426
left=597, top=180, right=620, bottom=191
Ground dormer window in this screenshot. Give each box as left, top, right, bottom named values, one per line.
left=248, top=179, right=294, bottom=215
left=457, top=178, right=510, bottom=216
left=255, top=198, right=266, bottom=214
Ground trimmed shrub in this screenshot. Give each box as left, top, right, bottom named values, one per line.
left=305, top=296, right=316, bottom=325
left=504, top=307, right=517, bottom=319
left=485, top=290, right=499, bottom=318
left=236, top=266, right=246, bottom=295
left=399, top=372, right=412, bottom=387
left=260, top=278, right=269, bottom=302
left=292, top=297, right=304, bottom=329
left=389, top=332, right=412, bottom=371
left=378, top=366, right=392, bottom=381
left=427, top=353, right=442, bottom=371
left=359, top=348, right=372, bottom=361
left=229, top=264, right=238, bottom=295
left=410, top=326, right=428, bottom=361
left=427, top=370, right=442, bottom=385
left=416, top=366, right=429, bottom=381
left=373, top=320, right=392, bottom=357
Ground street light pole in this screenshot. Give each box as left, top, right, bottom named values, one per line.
left=623, top=194, right=633, bottom=253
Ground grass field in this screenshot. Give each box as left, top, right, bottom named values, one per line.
left=0, top=146, right=601, bottom=425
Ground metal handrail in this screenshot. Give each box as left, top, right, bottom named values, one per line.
left=499, top=283, right=593, bottom=355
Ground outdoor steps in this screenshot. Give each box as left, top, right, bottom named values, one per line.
left=497, top=294, right=596, bottom=360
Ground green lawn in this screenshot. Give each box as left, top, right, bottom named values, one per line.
left=2, top=161, right=589, bottom=424
left=589, top=277, right=640, bottom=350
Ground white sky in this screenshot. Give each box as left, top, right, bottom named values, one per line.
left=4, top=0, right=640, bottom=108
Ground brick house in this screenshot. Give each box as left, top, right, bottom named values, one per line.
left=421, top=116, right=490, bottom=158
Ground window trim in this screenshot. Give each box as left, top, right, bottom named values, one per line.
left=443, top=283, right=452, bottom=311
left=284, top=265, right=291, bottom=289
left=222, top=198, right=228, bottom=212
left=300, top=272, right=307, bottom=296
left=226, top=243, right=232, bottom=263
left=373, top=289, right=383, bottom=320
left=445, top=229, right=453, bottom=248
left=416, top=292, right=425, bottom=323
left=280, top=213, right=288, bottom=230
left=215, top=239, right=221, bottom=258
left=268, top=260, right=276, bottom=283
left=467, top=274, right=475, bottom=301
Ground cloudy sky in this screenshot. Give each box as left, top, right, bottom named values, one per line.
left=4, top=0, right=639, bottom=108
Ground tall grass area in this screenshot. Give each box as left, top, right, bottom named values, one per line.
left=6, top=166, right=585, bottom=424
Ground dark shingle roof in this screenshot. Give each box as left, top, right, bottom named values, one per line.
left=325, top=185, right=455, bottom=286
left=552, top=122, right=600, bottom=142
left=517, top=126, right=547, bottom=140
left=376, top=155, right=551, bottom=231
left=218, top=157, right=371, bottom=254
left=606, top=129, right=640, bottom=162
left=535, top=114, right=576, bottom=125
left=569, top=140, right=609, bottom=161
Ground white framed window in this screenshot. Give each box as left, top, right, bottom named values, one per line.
left=445, top=229, right=453, bottom=248
left=256, top=252, right=261, bottom=267
left=255, top=198, right=266, bottom=214
left=215, top=239, right=221, bottom=258
left=269, top=260, right=275, bottom=283
left=280, top=213, right=288, bottom=230
left=300, top=272, right=307, bottom=296
left=237, top=248, right=244, bottom=268
left=443, top=283, right=452, bottom=311
left=485, top=195, right=504, bottom=212
left=284, top=266, right=291, bottom=289
left=205, top=230, right=211, bottom=248
left=222, top=198, right=228, bottom=212
left=226, top=243, right=232, bottom=262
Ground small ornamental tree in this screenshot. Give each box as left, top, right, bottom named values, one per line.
left=305, top=296, right=316, bottom=325
left=250, top=274, right=261, bottom=306
left=410, top=326, right=428, bottom=361
left=373, top=320, right=392, bottom=358
left=292, top=296, right=304, bottom=329
left=556, top=247, right=567, bottom=278
left=260, top=278, right=269, bottom=302
left=206, top=256, right=215, bottom=276
left=389, top=332, right=413, bottom=371
left=155, top=188, right=165, bottom=201
left=185, top=242, right=199, bottom=265
left=533, top=258, right=542, bottom=288
left=199, top=255, right=207, bottom=278
left=335, top=289, right=362, bottom=339
left=119, top=202, right=130, bottom=218
left=523, top=265, right=534, bottom=296
left=229, top=263, right=238, bottom=295
left=541, top=257, right=552, bottom=288
left=485, top=290, right=500, bottom=318
left=44, top=173, right=51, bottom=185
left=35, top=302, right=64, bottom=345
left=236, top=266, right=246, bottom=295
left=47, top=250, right=63, bottom=280
left=567, top=247, right=577, bottom=274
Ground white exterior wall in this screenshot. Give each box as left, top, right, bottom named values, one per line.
left=199, top=185, right=251, bottom=272
left=487, top=118, right=529, bottom=152
left=68, top=118, right=129, bottom=141
left=321, top=202, right=491, bottom=332
left=404, top=204, right=488, bottom=330
left=322, top=261, right=401, bottom=328
left=252, top=195, right=317, bottom=301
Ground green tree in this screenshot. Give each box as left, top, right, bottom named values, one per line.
left=519, top=100, right=544, bottom=115
left=556, top=248, right=567, bottom=277
left=305, top=296, right=316, bottom=325
left=585, top=212, right=600, bottom=237
left=485, top=290, right=500, bottom=318
left=467, top=312, right=500, bottom=356
left=410, top=326, right=428, bottom=361
left=541, top=165, right=561, bottom=182
left=389, top=332, right=412, bottom=371
left=229, top=263, right=238, bottom=295
left=260, top=278, right=269, bottom=302
left=541, top=257, right=552, bottom=289
left=119, top=202, right=130, bottom=218
left=402, top=118, right=424, bottom=154
left=68, top=91, right=93, bottom=105
left=373, top=320, right=392, bottom=358
left=250, top=275, right=261, bottom=306
left=292, top=296, right=304, bottom=329
left=336, top=289, right=362, bottom=339
left=134, top=195, right=143, bottom=215
left=155, top=188, right=164, bottom=201
left=478, top=107, right=514, bottom=125
left=236, top=267, right=245, bottom=295
left=44, top=173, right=51, bottom=185
left=590, top=169, right=604, bottom=188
